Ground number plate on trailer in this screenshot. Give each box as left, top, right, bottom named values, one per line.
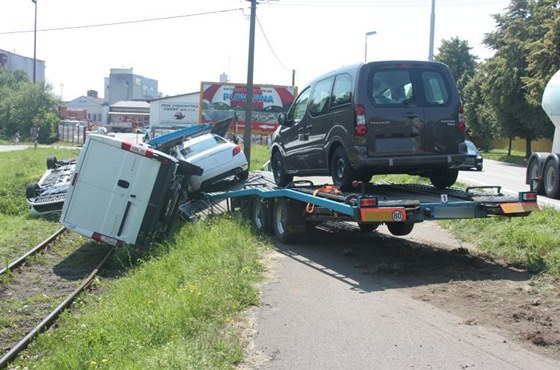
left=360, top=207, right=407, bottom=222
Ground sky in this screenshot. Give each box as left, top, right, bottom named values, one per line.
left=0, top=0, right=512, bottom=101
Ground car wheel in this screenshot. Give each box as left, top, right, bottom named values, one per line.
left=428, top=168, right=458, bottom=189
left=26, top=183, right=39, bottom=198
left=543, top=158, right=560, bottom=199
left=330, top=147, right=355, bottom=191
left=527, top=158, right=544, bottom=195
left=272, top=151, right=293, bottom=187
left=387, top=222, right=414, bottom=236
left=476, top=165, right=483, bottom=171
left=46, top=156, right=58, bottom=169
left=238, top=169, right=249, bottom=181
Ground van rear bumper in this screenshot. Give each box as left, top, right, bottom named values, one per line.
left=352, top=152, right=466, bottom=170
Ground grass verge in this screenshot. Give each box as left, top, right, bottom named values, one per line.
left=14, top=215, right=269, bottom=369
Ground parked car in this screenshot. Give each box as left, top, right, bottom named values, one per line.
left=459, top=140, right=483, bottom=171
left=270, top=60, right=467, bottom=190
left=170, top=133, right=248, bottom=192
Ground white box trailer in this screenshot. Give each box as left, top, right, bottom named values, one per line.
left=60, top=134, right=201, bottom=247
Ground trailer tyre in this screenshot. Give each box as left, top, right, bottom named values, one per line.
left=330, top=147, right=355, bottom=191
left=428, top=168, right=458, bottom=189
left=273, top=198, right=306, bottom=243
left=251, top=198, right=273, bottom=235
left=46, top=156, right=58, bottom=169
left=527, top=157, right=545, bottom=195
left=387, top=222, right=414, bottom=236
left=544, top=158, right=560, bottom=199
left=272, top=151, right=293, bottom=187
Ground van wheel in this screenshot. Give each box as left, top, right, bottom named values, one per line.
left=330, top=147, right=355, bottom=191
left=46, top=156, right=58, bottom=169
left=387, top=222, right=414, bottom=236
left=272, top=151, right=293, bottom=187
left=26, top=183, right=39, bottom=198
left=527, top=158, right=544, bottom=195
left=428, top=168, right=458, bottom=189
left=273, top=198, right=306, bottom=243
left=544, top=158, right=560, bottom=199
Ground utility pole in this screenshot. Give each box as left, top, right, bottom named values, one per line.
left=428, top=0, right=435, bottom=61
left=32, top=0, right=37, bottom=83
left=243, top=0, right=257, bottom=165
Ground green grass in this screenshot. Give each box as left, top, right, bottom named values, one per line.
left=14, top=215, right=269, bottom=369
left=484, top=148, right=527, bottom=165
left=0, top=148, right=80, bottom=263
left=247, top=144, right=270, bottom=171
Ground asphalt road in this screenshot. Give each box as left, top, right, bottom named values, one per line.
left=245, top=162, right=560, bottom=369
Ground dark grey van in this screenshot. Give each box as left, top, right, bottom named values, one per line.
left=270, top=60, right=467, bottom=190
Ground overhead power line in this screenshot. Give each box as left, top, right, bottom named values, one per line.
left=268, top=0, right=507, bottom=7
left=0, top=8, right=244, bottom=35
left=256, top=15, right=291, bottom=73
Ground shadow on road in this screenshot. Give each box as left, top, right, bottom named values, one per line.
left=272, top=221, right=530, bottom=293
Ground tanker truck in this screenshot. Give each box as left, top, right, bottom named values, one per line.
left=525, top=69, right=560, bottom=198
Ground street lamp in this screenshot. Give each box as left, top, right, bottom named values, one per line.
left=32, top=0, right=37, bottom=84
left=364, top=30, right=376, bottom=62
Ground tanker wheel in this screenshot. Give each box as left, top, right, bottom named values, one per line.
left=543, top=158, right=560, bottom=199
left=527, top=158, right=545, bottom=195
left=387, top=222, right=414, bottom=236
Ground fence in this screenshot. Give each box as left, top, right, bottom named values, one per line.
left=58, top=121, right=87, bottom=145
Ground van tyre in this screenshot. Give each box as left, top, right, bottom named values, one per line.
left=544, top=158, right=560, bottom=199
left=527, top=157, right=545, bottom=195
left=46, top=156, right=58, bottom=169
left=331, top=147, right=355, bottom=191
left=272, top=198, right=306, bottom=243
left=428, top=168, right=458, bottom=189
left=272, top=151, right=293, bottom=187
left=387, top=222, right=414, bottom=236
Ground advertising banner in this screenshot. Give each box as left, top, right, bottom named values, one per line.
left=159, top=102, right=199, bottom=126
left=200, top=82, right=296, bottom=135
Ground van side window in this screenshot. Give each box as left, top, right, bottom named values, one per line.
left=422, top=71, right=449, bottom=104
left=331, top=74, right=353, bottom=108
left=371, top=71, right=413, bottom=105
left=288, top=87, right=311, bottom=124
left=309, top=77, right=334, bottom=116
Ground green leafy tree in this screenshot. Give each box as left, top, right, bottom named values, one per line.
left=434, top=37, right=478, bottom=98
left=0, top=69, right=60, bottom=143
left=482, top=0, right=558, bottom=157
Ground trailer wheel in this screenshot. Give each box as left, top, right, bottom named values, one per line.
left=273, top=198, right=306, bottom=243
left=527, top=157, right=545, bottom=195
left=387, top=222, right=414, bottom=236
left=428, top=168, right=458, bottom=189
left=330, top=146, right=355, bottom=191
left=272, top=151, right=293, bottom=187
left=358, top=222, right=379, bottom=232
left=543, top=158, right=560, bottom=198
left=46, top=156, right=58, bottom=169
left=251, top=197, right=273, bottom=235
left=26, top=182, right=39, bottom=198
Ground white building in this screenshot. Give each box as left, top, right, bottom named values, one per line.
left=65, top=91, right=107, bottom=125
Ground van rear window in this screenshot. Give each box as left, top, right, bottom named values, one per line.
left=422, top=71, right=449, bottom=105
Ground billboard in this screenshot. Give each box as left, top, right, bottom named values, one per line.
left=200, top=82, right=297, bottom=135
left=158, top=102, right=199, bottom=126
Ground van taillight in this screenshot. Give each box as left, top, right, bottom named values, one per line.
left=232, top=145, right=241, bottom=156
left=457, top=104, right=466, bottom=132
left=355, top=104, right=367, bottom=136
left=121, top=142, right=154, bottom=158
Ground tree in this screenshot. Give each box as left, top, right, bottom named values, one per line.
left=434, top=37, right=478, bottom=98
left=0, top=69, right=60, bottom=143
left=481, top=0, right=557, bottom=157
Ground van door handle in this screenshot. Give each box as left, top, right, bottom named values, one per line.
left=405, top=112, right=419, bottom=119
left=117, top=179, right=130, bottom=189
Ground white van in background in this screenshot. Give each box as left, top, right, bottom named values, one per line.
left=60, top=134, right=201, bottom=248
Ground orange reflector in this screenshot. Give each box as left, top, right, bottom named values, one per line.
left=499, top=202, right=541, bottom=214
left=360, top=207, right=407, bottom=222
